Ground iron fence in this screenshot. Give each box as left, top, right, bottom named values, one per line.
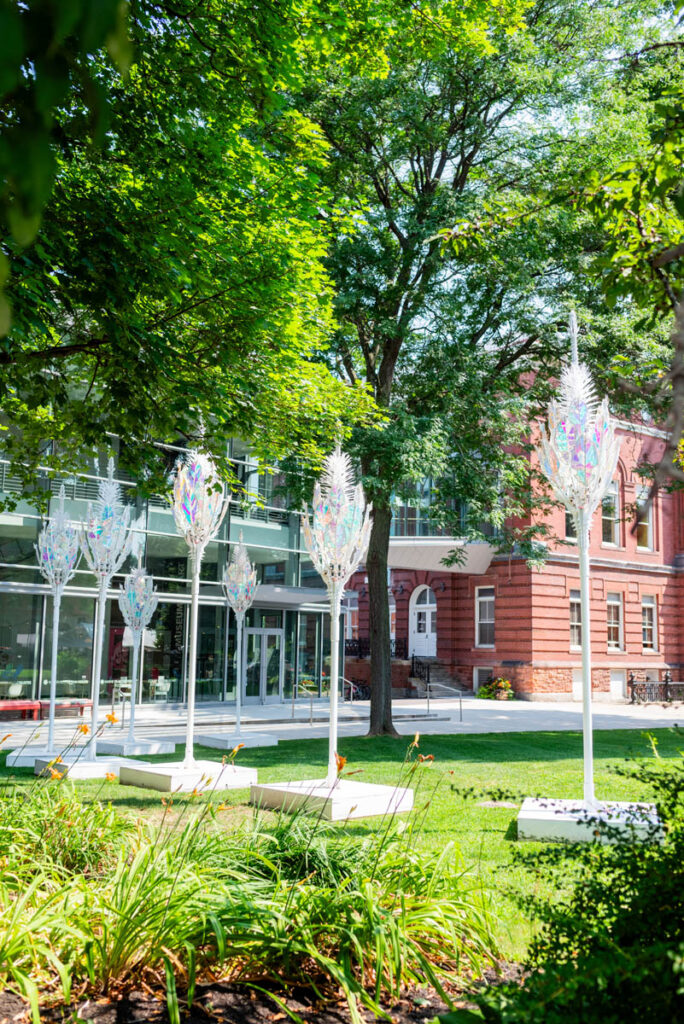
left=628, top=671, right=684, bottom=703
left=344, top=637, right=407, bottom=659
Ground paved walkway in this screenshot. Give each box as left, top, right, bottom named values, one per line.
left=2, top=696, right=682, bottom=752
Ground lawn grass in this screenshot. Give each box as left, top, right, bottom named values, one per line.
left=2, top=726, right=681, bottom=959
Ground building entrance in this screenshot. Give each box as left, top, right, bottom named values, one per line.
left=409, top=585, right=437, bottom=657
left=244, top=628, right=283, bottom=704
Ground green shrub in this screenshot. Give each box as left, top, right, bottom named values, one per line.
left=444, top=743, right=684, bottom=1023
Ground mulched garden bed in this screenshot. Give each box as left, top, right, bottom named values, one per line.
left=0, top=971, right=519, bottom=1024
left=0, top=985, right=448, bottom=1024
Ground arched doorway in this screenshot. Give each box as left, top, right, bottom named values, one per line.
left=409, top=585, right=437, bottom=657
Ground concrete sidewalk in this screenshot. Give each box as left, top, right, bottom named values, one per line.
left=2, top=695, right=682, bottom=752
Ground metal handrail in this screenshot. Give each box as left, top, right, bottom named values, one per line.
left=291, top=680, right=318, bottom=723
left=425, top=681, right=464, bottom=722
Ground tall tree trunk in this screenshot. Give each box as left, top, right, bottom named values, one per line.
left=366, top=501, right=398, bottom=736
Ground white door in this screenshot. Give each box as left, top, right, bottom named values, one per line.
left=610, top=669, right=626, bottom=700
left=572, top=668, right=583, bottom=701
left=409, top=586, right=437, bottom=657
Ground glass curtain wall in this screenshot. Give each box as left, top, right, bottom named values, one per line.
left=0, top=591, right=43, bottom=698
left=0, top=446, right=333, bottom=705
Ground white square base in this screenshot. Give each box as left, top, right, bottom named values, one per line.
left=118, top=759, right=257, bottom=793
left=517, top=797, right=662, bottom=843
left=250, top=778, right=414, bottom=821
left=97, top=738, right=177, bottom=756
left=34, top=755, right=148, bottom=780
left=200, top=731, right=278, bottom=750
left=7, top=746, right=59, bottom=768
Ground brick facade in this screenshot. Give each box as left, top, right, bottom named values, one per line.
left=347, top=422, right=684, bottom=700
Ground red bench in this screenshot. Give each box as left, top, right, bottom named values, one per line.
left=39, top=700, right=92, bottom=720
left=0, top=699, right=41, bottom=720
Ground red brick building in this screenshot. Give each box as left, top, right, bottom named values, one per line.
left=347, top=420, right=684, bottom=700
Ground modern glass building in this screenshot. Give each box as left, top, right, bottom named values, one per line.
left=0, top=440, right=334, bottom=707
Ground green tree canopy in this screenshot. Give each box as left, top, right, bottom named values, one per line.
left=297, top=0, right=672, bottom=732
left=0, top=0, right=387, bottom=500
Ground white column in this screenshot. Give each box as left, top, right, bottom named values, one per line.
left=88, top=580, right=107, bottom=760
left=235, top=611, right=243, bottom=736
left=184, top=560, right=200, bottom=767
left=577, top=509, right=596, bottom=807
left=327, top=583, right=341, bottom=786
left=127, top=633, right=140, bottom=743
left=47, top=592, right=61, bottom=755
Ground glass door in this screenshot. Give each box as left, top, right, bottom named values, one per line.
left=243, top=628, right=284, bottom=704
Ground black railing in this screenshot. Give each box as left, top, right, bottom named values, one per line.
left=391, top=637, right=408, bottom=660
left=628, top=671, right=684, bottom=704
left=411, top=655, right=431, bottom=687
left=344, top=638, right=370, bottom=658
left=344, top=637, right=408, bottom=659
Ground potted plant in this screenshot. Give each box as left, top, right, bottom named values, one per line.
left=477, top=676, right=515, bottom=701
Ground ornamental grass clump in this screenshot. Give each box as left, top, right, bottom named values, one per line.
left=0, top=781, right=134, bottom=877
left=0, top=741, right=497, bottom=1023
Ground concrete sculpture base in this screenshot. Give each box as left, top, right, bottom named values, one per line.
left=98, top=738, right=177, bottom=756
left=7, top=746, right=60, bottom=769
left=200, top=731, right=278, bottom=750
left=34, top=754, right=148, bottom=779
left=250, top=778, right=414, bottom=821
left=517, top=797, right=662, bottom=843
left=118, top=759, right=257, bottom=793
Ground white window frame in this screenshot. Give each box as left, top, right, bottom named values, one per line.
left=601, top=482, right=619, bottom=546
left=473, top=666, right=494, bottom=694
left=606, top=592, right=623, bottom=651
left=565, top=510, right=577, bottom=543
left=636, top=489, right=654, bottom=551
left=569, top=589, right=582, bottom=650
left=475, top=586, right=495, bottom=649
left=641, top=595, right=657, bottom=652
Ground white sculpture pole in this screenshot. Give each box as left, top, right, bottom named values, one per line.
left=302, top=448, right=372, bottom=785
left=222, top=533, right=257, bottom=737
left=537, top=313, right=620, bottom=807
left=35, top=485, right=81, bottom=754
left=80, top=460, right=134, bottom=760
left=172, top=451, right=229, bottom=768
left=118, top=557, right=158, bottom=744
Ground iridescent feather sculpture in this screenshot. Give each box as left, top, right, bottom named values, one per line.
left=537, top=322, right=620, bottom=526
left=302, top=447, right=372, bottom=784
left=118, top=561, right=158, bottom=743
left=223, top=533, right=257, bottom=617
left=35, top=485, right=81, bottom=753
left=81, top=460, right=134, bottom=582
left=172, top=450, right=229, bottom=765
left=173, top=452, right=228, bottom=569
left=80, top=459, right=135, bottom=758
left=535, top=313, right=621, bottom=806
left=302, top=448, right=373, bottom=591
left=222, top=533, right=257, bottom=736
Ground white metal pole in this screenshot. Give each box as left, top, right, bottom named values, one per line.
left=235, top=611, right=243, bottom=736
left=47, top=592, right=61, bottom=755
left=88, top=580, right=107, bottom=760
left=127, top=633, right=140, bottom=743
left=184, top=559, right=200, bottom=767
left=137, top=637, right=145, bottom=707
left=327, top=584, right=341, bottom=786
left=578, top=510, right=596, bottom=807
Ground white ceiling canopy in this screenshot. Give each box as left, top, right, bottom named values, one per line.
left=387, top=538, right=494, bottom=574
